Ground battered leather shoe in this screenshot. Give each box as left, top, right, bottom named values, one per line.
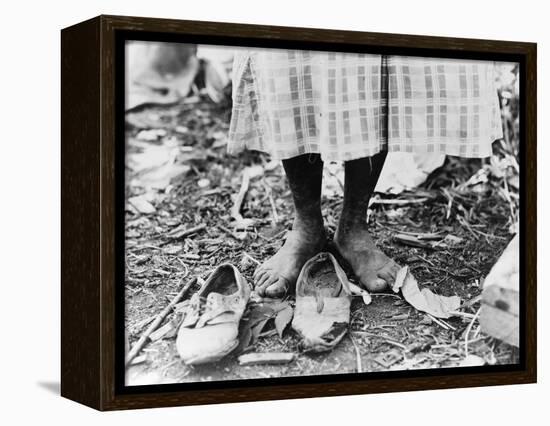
left=291, top=252, right=353, bottom=352
left=176, top=263, right=251, bottom=364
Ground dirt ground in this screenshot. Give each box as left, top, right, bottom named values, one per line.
left=124, top=97, right=519, bottom=386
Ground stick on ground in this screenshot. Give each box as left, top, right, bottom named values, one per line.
left=231, top=169, right=251, bottom=224
left=125, top=276, right=197, bottom=367
left=464, top=307, right=481, bottom=355
left=238, top=352, right=295, bottom=366
left=166, top=223, right=206, bottom=239
left=349, top=334, right=363, bottom=373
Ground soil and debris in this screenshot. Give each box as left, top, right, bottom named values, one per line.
left=124, top=64, right=520, bottom=386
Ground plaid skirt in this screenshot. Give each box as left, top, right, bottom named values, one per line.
left=227, top=49, right=503, bottom=162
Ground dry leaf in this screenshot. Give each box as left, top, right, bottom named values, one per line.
left=247, top=304, right=275, bottom=327
left=235, top=319, right=253, bottom=354
left=250, top=318, right=270, bottom=343
left=398, top=266, right=461, bottom=318
left=139, top=163, right=190, bottom=190
left=130, top=354, right=148, bottom=365
left=128, top=196, right=156, bottom=214
left=136, top=128, right=167, bottom=141
left=392, top=266, right=409, bottom=293
left=348, top=282, right=372, bottom=305
left=268, top=300, right=292, bottom=314
left=149, top=321, right=175, bottom=342
left=459, top=354, right=486, bottom=367
left=274, top=305, right=294, bottom=337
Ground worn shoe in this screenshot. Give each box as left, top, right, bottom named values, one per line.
left=291, top=252, right=353, bottom=352
left=176, top=263, right=251, bottom=364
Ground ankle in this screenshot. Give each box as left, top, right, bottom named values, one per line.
left=337, top=213, right=366, bottom=232
left=292, top=215, right=325, bottom=241
left=335, top=217, right=369, bottom=246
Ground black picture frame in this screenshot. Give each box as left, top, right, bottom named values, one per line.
left=61, top=15, right=537, bottom=411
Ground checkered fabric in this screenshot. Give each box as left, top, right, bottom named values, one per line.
left=228, top=48, right=503, bottom=162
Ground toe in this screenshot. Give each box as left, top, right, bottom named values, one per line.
left=370, top=277, right=388, bottom=292
left=253, top=268, right=268, bottom=284
left=372, top=254, right=400, bottom=285
left=265, top=277, right=289, bottom=298
left=256, top=273, right=278, bottom=294
left=360, top=270, right=388, bottom=292
left=377, top=268, right=397, bottom=285
left=253, top=266, right=267, bottom=280
left=255, top=283, right=266, bottom=297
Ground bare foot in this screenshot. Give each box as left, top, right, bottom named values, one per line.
left=254, top=225, right=326, bottom=298
left=334, top=225, right=400, bottom=292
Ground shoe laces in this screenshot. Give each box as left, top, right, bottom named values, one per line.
left=197, top=295, right=209, bottom=316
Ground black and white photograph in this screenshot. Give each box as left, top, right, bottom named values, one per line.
left=123, top=41, right=520, bottom=386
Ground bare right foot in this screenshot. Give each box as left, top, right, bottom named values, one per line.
left=254, top=224, right=326, bottom=298
left=334, top=224, right=400, bottom=292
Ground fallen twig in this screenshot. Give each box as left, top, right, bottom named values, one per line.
left=174, top=257, right=189, bottom=279
left=238, top=352, right=295, bottom=366
left=371, top=196, right=431, bottom=206
left=200, top=188, right=224, bottom=197
left=166, top=223, right=206, bottom=240
left=426, top=313, right=455, bottom=330
left=218, top=224, right=246, bottom=241
left=349, top=334, right=363, bottom=373
left=383, top=339, right=408, bottom=350
left=125, top=276, right=197, bottom=367
left=243, top=252, right=261, bottom=265
left=464, top=307, right=481, bottom=355
left=369, top=292, right=402, bottom=299
left=180, top=253, right=200, bottom=261
left=449, top=311, right=476, bottom=319
left=265, top=229, right=288, bottom=242
left=456, top=215, right=480, bottom=241
left=134, top=244, right=163, bottom=251
left=262, top=179, right=280, bottom=225
left=415, top=254, right=436, bottom=267
left=352, top=331, right=406, bottom=350
left=462, top=294, right=482, bottom=309
left=231, top=169, right=251, bottom=225
left=394, top=233, right=439, bottom=249
left=203, top=246, right=223, bottom=260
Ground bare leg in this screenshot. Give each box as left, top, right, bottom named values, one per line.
left=334, top=152, right=400, bottom=291
left=254, top=154, right=326, bottom=297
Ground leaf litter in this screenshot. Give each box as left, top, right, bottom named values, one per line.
left=392, top=266, right=461, bottom=319
left=124, top=65, right=520, bottom=383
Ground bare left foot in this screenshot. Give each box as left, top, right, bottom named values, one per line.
left=253, top=224, right=326, bottom=298
left=334, top=224, right=400, bottom=292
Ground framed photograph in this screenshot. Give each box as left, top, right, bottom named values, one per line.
left=61, top=15, right=536, bottom=410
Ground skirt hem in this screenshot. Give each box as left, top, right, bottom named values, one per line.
left=226, top=137, right=498, bottom=162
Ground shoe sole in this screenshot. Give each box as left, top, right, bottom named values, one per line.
left=183, top=339, right=240, bottom=365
